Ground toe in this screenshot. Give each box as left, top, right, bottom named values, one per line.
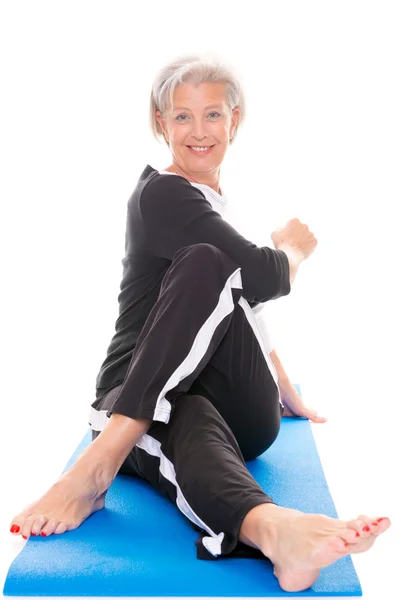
left=366, top=518, right=382, bottom=536
left=355, top=515, right=374, bottom=538
left=375, top=517, right=391, bottom=534
left=346, top=518, right=365, bottom=538
left=10, top=504, right=37, bottom=536
left=30, top=515, right=48, bottom=537
left=41, top=519, right=59, bottom=537
left=53, top=522, right=68, bottom=535
left=10, top=519, right=23, bottom=535
left=330, top=536, right=349, bottom=554
left=21, top=515, right=36, bottom=540
left=357, top=514, right=388, bottom=538
left=340, top=527, right=361, bottom=544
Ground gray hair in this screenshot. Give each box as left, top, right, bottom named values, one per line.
left=149, top=52, right=246, bottom=146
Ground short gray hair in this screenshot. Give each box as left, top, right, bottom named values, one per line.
left=149, top=52, right=246, bottom=146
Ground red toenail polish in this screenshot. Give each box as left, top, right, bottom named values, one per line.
left=356, top=532, right=360, bottom=537
left=10, top=525, right=20, bottom=533
left=363, top=526, right=370, bottom=532
left=22, top=535, right=27, bottom=539
left=41, top=532, right=47, bottom=537
left=377, top=518, right=386, bottom=522
left=372, top=522, right=378, bottom=526
left=31, top=533, right=36, bottom=536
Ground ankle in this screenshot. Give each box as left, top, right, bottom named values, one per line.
left=86, top=414, right=152, bottom=491
left=239, top=502, right=282, bottom=558
left=69, top=443, right=115, bottom=495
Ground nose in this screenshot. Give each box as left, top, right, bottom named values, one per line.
left=191, top=118, right=209, bottom=141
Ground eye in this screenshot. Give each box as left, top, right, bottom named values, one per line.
left=175, top=112, right=221, bottom=122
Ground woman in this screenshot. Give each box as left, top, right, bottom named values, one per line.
left=9, top=53, right=390, bottom=593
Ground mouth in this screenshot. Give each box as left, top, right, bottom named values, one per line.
left=186, top=145, right=215, bottom=155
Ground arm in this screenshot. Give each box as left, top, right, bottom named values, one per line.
left=275, top=243, right=304, bottom=286
left=269, top=349, right=290, bottom=386
left=269, top=349, right=327, bottom=423
left=140, top=174, right=291, bottom=304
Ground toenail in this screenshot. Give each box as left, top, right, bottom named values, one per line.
left=363, top=526, right=370, bottom=532
left=377, top=518, right=386, bottom=522
left=22, top=535, right=27, bottom=539
left=31, top=533, right=37, bottom=536
left=41, top=532, right=47, bottom=537
left=10, top=524, right=20, bottom=534
left=372, top=522, right=378, bottom=526
left=356, top=532, right=360, bottom=537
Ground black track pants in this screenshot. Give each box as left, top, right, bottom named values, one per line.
left=90, top=243, right=284, bottom=559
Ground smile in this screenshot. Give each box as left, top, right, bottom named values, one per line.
left=186, top=145, right=215, bottom=155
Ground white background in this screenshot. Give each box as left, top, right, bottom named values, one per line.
left=1, top=1, right=399, bottom=598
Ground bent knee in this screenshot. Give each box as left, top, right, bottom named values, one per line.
left=239, top=415, right=282, bottom=461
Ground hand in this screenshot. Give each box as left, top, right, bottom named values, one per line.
left=278, top=380, right=327, bottom=423
left=271, top=218, right=318, bottom=260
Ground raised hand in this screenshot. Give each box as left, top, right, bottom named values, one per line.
left=271, top=218, right=318, bottom=260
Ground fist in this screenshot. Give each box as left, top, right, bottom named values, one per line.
left=271, top=218, right=318, bottom=260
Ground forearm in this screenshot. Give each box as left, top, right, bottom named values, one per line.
left=269, top=349, right=290, bottom=387
left=277, top=244, right=304, bottom=285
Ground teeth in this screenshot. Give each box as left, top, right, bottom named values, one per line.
left=190, top=146, right=210, bottom=151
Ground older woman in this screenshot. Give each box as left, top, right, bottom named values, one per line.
left=10, top=53, right=390, bottom=593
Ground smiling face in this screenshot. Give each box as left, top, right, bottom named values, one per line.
left=155, top=81, right=239, bottom=183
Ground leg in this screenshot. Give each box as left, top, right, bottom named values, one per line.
left=90, top=243, right=391, bottom=590
left=94, top=393, right=275, bottom=559
left=10, top=243, right=254, bottom=540
left=10, top=243, right=391, bottom=593
left=187, top=296, right=283, bottom=461
left=91, top=242, right=283, bottom=462
left=92, top=392, right=392, bottom=590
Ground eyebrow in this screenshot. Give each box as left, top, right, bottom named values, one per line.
left=173, top=104, right=224, bottom=111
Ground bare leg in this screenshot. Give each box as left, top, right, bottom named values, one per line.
left=239, top=503, right=391, bottom=592
left=9, top=414, right=151, bottom=539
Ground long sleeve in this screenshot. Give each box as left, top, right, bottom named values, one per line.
left=221, top=199, right=276, bottom=354
left=140, top=174, right=291, bottom=304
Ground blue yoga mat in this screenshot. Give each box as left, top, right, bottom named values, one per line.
left=4, top=384, right=361, bottom=597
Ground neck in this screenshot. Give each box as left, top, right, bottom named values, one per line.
left=164, top=164, right=221, bottom=195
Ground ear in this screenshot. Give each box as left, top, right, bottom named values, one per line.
left=155, top=110, right=163, bottom=129
left=156, top=110, right=169, bottom=143
left=230, top=107, right=240, bottom=138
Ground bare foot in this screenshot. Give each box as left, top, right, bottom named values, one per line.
left=9, top=454, right=113, bottom=540
left=242, top=504, right=391, bottom=592
left=10, top=414, right=151, bottom=540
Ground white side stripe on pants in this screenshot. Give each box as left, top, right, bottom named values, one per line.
left=136, top=433, right=225, bottom=557
left=238, top=297, right=283, bottom=408
left=89, top=267, right=243, bottom=431
left=152, top=267, right=243, bottom=423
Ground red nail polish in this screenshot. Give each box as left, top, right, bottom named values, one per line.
left=377, top=518, right=386, bottom=522
left=363, top=526, right=370, bottom=532
left=10, top=524, right=20, bottom=534
left=41, top=532, right=47, bottom=537
left=356, top=532, right=360, bottom=537
left=22, top=535, right=27, bottom=539
left=372, top=522, right=378, bottom=526
left=31, top=533, right=37, bottom=536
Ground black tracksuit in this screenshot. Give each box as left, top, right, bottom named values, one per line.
left=89, top=164, right=291, bottom=559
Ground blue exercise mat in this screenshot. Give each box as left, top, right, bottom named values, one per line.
left=4, top=384, right=361, bottom=596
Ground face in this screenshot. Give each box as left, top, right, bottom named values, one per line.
left=155, top=81, right=239, bottom=177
